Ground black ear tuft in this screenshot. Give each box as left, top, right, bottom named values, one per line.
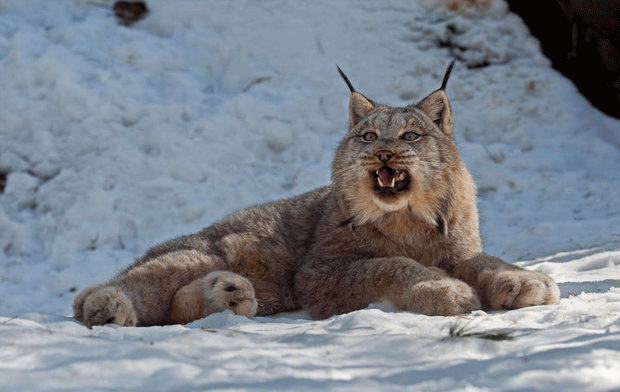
left=415, top=60, right=456, bottom=136
left=337, top=66, right=356, bottom=93
left=440, top=59, right=456, bottom=91
left=337, top=66, right=376, bottom=129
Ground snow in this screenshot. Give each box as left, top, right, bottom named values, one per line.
left=0, top=0, right=619, bottom=390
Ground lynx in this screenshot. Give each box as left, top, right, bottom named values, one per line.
left=74, top=62, right=560, bottom=327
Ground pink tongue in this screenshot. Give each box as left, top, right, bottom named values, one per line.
left=379, top=167, right=396, bottom=186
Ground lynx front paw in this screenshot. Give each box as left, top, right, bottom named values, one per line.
left=402, top=279, right=481, bottom=316
left=73, top=285, right=137, bottom=328
left=203, top=271, right=258, bottom=317
left=487, top=270, right=560, bottom=310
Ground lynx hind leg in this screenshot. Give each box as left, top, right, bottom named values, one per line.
left=204, top=271, right=258, bottom=316
left=73, top=283, right=104, bottom=323
left=487, top=269, right=561, bottom=310
left=170, top=271, right=257, bottom=324
left=73, top=285, right=137, bottom=328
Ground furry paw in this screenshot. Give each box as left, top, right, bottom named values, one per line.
left=403, top=279, right=481, bottom=316
left=487, top=270, right=561, bottom=310
left=73, top=285, right=137, bottom=328
left=171, top=271, right=258, bottom=323
left=202, top=271, right=257, bottom=317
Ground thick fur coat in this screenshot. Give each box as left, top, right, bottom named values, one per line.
left=74, top=63, right=560, bottom=327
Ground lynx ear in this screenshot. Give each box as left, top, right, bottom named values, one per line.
left=348, top=92, right=375, bottom=128
left=416, top=90, right=452, bottom=136
left=416, top=60, right=456, bottom=136
left=337, top=66, right=376, bottom=128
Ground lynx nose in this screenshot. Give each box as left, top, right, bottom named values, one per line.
left=376, top=150, right=393, bottom=163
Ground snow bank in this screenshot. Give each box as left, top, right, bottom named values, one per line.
left=0, top=0, right=619, bottom=391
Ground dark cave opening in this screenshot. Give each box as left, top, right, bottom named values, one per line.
left=507, top=0, right=620, bottom=119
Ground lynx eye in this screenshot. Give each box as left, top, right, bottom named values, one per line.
left=401, top=131, right=421, bottom=142
left=361, top=132, right=378, bottom=142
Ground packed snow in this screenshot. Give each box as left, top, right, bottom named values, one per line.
left=1, top=0, right=619, bottom=391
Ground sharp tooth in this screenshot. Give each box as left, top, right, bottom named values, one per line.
left=397, top=172, right=406, bottom=181
left=390, top=178, right=396, bottom=188
left=378, top=176, right=385, bottom=187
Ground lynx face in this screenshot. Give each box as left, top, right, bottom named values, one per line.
left=332, top=65, right=462, bottom=227
left=333, top=104, right=459, bottom=226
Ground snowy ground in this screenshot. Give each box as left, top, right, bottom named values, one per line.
left=1, top=0, right=619, bottom=391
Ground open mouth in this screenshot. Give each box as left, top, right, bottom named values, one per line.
left=372, top=167, right=410, bottom=195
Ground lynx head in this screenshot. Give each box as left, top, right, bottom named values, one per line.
left=332, top=61, right=476, bottom=232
